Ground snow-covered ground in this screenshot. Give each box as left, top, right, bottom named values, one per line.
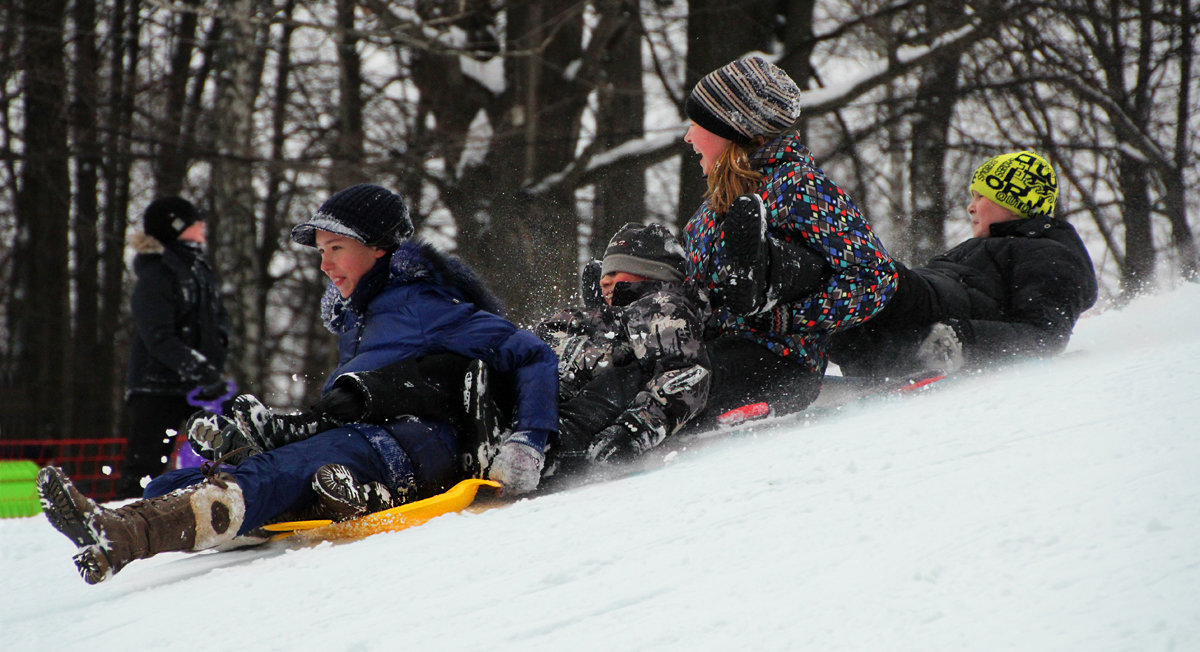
left=3, top=284, right=1199, bottom=651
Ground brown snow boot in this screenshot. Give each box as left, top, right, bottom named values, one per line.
left=37, top=466, right=103, bottom=548
left=39, top=467, right=247, bottom=585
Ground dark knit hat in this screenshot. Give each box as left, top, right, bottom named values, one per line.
left=601, top=223, right=686, bottom=282
left=143, top=197, right=202, bottom=243
left=969, top=151, right=1058, bottom=218
left=685, top=55, right=802, bottom=145
left=291, top=184, right=413, bottom=248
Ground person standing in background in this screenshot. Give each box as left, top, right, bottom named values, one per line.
left=117, top=197, right=230, bottom=499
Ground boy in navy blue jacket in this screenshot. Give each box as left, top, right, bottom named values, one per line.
left=37, top=184, right=558, bottom=584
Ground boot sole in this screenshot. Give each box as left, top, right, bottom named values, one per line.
left=36, top=467, right=97, bottom=548
left=73, top=545, right=113, bottom=585
left=312, top=465, right=370, bottom=520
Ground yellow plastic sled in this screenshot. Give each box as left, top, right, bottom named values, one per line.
left=264, top=478, right=502, bottom=542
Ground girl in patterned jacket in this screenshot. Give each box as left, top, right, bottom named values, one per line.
left=681, top=55, right=897, bottom=420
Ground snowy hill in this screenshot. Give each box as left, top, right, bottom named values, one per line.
left=3, top=284, right=1199, bottom=652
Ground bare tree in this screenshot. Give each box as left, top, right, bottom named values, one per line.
left=12, top=0, right=71, bottom=438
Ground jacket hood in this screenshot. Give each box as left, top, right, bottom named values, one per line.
left=750, top=132, right=815, bottom=171
left=130, top=232, right=166, bottom=254
left=322, top=239, right=505, bottom=331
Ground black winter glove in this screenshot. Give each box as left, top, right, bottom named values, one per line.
left=311, top=386, right=368, bottom=423
left=193, top=380, right=232, bottom=402
left=587, top=414, right=660, bottom=465
left=579, top=259, right=604, bottom=308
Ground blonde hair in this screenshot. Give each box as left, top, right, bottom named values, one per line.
left=704, top=140, right=764, bottom=214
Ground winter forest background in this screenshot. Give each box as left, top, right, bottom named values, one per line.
left=0, top=0, right=1196, bottom=447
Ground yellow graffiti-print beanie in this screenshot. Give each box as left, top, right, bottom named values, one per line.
left=969, top=151, right=1058, bottom=217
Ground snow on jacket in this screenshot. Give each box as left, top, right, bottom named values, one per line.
left=125, top=235, right=230, bottom=397
left=535, top=278, right=711, bottom=448
left=830, top=214, right=1098, bottom=377
left=683, top=133, right=897, bottom=375
left=320, top=239, right=559, bottom=488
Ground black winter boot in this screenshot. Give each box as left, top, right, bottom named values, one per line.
left=544, top=364, right=645, bottom=476
left=462, top=359, right=506, bottom=478
left=719, top=193, right=830, bottom=314
left=230, top=394, right=327, bottom=453
left=311, top=464, right=400, bottom=521
left=186, top=411, right=264, bottom=464
left=38, top=466, right=245, bottom=584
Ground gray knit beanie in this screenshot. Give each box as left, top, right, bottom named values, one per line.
left=684, top=55, right=802, bottom=145
left=601, top=223, right=686, bottom=282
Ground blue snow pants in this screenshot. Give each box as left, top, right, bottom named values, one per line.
left=143, top=419, right=459, bottom=535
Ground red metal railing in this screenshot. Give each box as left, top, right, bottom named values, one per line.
left=0, top=438, right=126, bottom=502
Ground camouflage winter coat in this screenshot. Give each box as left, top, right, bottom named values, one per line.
left=683, top=133, right=898, bottom=374
left=535, top=279, right=711, bottom=448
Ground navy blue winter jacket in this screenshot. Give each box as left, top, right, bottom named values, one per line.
left=320, top=239, right=559, bottom=441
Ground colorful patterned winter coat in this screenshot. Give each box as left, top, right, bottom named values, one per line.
left=683, top=133, right=897, bottom=374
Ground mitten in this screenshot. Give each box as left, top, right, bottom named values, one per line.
left=487, top=430, right=548, bottom=495
left=310, top=386, right=367, bottom=423
left=587, top=413, right=661, bottom=465
left=579, top=259, right=604, bottom=308
left=915, top=321, right=966, bottom=373
left=716, top=193, right=769, bottom=315
left=193, top=380, right=231, bottom=402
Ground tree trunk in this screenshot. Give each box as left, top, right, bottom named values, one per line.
left=14, top=0, right=71, bottom=438
left=1117, top=154, right=1155, bottom=296
left=1166, top=0, right=1197, bottom=278
left=70, top=0, right=109, bottom=438
left=100, top=0, right=138, bottom=437
left=330, top=0, right=365, bottom=191
left=209, top=0, right=267, bottom=388
left=903, top=0, right=963, bottom=263
left=153, top=0, right=202, bottom=195
left=676, top=0, right=775, bottom=227
left=592, top=0, right=646, bottom=262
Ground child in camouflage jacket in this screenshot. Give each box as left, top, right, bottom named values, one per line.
left=534, top=222, right=711, bottom=473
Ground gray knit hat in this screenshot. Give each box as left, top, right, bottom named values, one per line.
left=291, top=184, right=413, bottom=248
left=684, top=55, right=802, bottom=145
left=601, top=223, right=686, bottom=282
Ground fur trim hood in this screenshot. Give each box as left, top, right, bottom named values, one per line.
left=130, top=232, right=167, bottom=254
left=322, top=239, right=505, bottom=332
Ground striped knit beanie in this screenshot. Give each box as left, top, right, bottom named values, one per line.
left=685, top=55, right=802, bottom=145
left=969, top=151, right=1058, bottom=218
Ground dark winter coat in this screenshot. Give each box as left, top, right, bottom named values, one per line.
left=535, top=278, right=711, bottom=449
left=683, top=133, right=898, bottom=375
left=322, top=239, right=559, bottom=492
left=830, top=214, right=1098, bottom=377
left=125, top=235, right=230, bottom=397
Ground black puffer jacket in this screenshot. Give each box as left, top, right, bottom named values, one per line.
left=125, top=235, right=231, bottom=397
left=831, top=215, right=1097, bottom=377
